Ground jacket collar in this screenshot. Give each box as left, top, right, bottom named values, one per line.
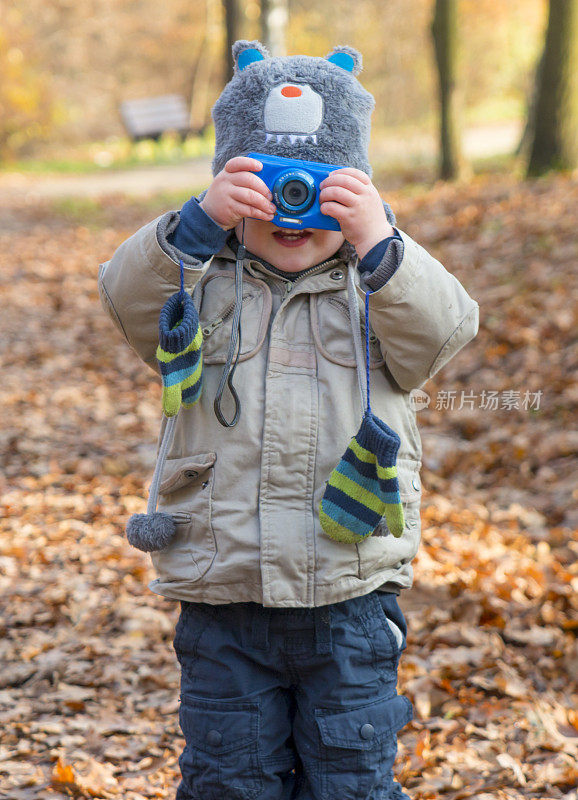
left=215, top=234, right=356, bottom=284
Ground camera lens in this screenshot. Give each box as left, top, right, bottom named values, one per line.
left=282, top=179, right=308, bottom=207
left=273, top=170, right=316, bottom=215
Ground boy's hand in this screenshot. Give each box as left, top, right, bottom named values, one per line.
left=199, top=156, right=277, bottom=230
left=319, top=168, right=395, bottom=259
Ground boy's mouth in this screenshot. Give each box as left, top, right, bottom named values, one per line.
left=273, top=228, right=313, bottom=248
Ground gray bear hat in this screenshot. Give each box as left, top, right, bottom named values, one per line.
left=206, top=41, right=394, bottom=429
left=211, top=40, right=376, bottom=177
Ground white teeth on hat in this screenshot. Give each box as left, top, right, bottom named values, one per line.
left=265, top=133, right=317, bottom=144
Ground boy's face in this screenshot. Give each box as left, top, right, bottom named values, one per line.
left=234, top=219, right=345, bottom=273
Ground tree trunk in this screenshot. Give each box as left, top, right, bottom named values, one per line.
left=527, top=0, right=578, bottom=176
left=223, top=0, right=242, bottom=83
left=260, top=0, right=288, bottom=56
left=516, top=49, right=545, bottom=159
left=431, top=0, right=467, bottom=180
left=189, top=0, right=220, bottom=134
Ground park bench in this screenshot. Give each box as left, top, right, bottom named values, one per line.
left=120, top=94, right=191, bottom=141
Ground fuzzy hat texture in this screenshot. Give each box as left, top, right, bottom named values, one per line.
left=211, top=41, right=375, bottom=177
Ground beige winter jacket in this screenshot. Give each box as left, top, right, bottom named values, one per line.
left=97, top=210, right=479, bottom=607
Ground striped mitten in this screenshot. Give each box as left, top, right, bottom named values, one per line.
left=319, top=409, right=405, bottom=543
left=156, top=288, right=203, bottom=417
left=126, top=267, right=203, bottom=554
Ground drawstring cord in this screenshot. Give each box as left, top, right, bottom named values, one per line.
left=347, top=260, right=373, bottom=417
left=146, top=414, right=176, bottom=515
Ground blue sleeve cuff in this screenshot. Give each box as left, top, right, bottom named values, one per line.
left=167, top=196, right=230, bottom=260
left=358, top=228, right=404, bottom=290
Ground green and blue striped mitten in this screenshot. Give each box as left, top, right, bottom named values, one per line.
left=156, top=287, right=203, bottom=417
left=126, top=267, right=203, bottom=554
left=319, top=409, right=405, bottom=543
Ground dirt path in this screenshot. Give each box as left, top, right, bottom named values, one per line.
left=0, top=157, right=214, bottom=202
left=0, top=122, right=521, bottom=202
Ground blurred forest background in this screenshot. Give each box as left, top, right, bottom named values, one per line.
left=0, top=0, right=567, bottom=173
left=1, top=1, right=577, bottom=799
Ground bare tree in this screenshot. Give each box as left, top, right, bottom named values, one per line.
left=260, top=0, right=288, bottom=56
left=188, top=0, right=221, bottom=134
left=516, top=49, right=545, bottom=161
left=223, top=0, right=242, bottom=82
left=431, top=0, right=467, bottom=180
left=526, top=0, right=578, bottom=176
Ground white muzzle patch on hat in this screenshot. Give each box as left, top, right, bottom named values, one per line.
left=264, top=83, right=322, bottom=145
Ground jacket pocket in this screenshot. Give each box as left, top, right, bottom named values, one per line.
left=311, top=292, right=386, bottom=368
left=314, top=694, right=413, bottom=798
left=150, top=453, right=217, bottom=583
left=198, top=271, right=272, bottom=364
left=178, top=695, right=263, bottom=800
left=399, top=459, right=422, bottom=536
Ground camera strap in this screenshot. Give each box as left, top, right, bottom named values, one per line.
left=213, top=219, right=245, bottom=427
left=347, top=260, right=368, bottom=412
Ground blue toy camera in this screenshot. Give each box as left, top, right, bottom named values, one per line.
left=247, top=151, right=344, bottom=232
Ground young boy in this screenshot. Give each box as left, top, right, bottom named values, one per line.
left=98, top=41, right=479, bottom=800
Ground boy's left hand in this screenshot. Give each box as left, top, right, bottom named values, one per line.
left=319, top=168, right=395, bottom=259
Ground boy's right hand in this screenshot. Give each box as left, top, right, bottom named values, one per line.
left=199, top=156, right=277, bottom=230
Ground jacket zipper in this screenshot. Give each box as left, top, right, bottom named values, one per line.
left=281, top=257, right=343, bottom=297
left=202, top=256, right=348, bottom=333
left=202, top=291, right=256, bottom=338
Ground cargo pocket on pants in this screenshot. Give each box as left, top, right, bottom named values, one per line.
left=315, top=693, right=413, bottom=799
left=178, top=695, right=264, bottom=800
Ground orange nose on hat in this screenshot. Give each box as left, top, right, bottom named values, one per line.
left=281, top=85, right=302, bottom=97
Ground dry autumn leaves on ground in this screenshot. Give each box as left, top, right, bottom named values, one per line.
left=0, top=173, right=576, bottom=799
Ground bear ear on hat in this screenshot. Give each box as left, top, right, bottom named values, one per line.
left=232, top=39, right=270, bottom=74
left=325, top=45, right=363, bottom=76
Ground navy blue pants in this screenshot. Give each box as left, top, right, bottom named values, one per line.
left=172, top=590, right=413, bottom=800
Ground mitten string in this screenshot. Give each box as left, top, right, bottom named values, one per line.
left=364, top=288, right=372, bottom=415
left=322, top=263, right=406, bottom=543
